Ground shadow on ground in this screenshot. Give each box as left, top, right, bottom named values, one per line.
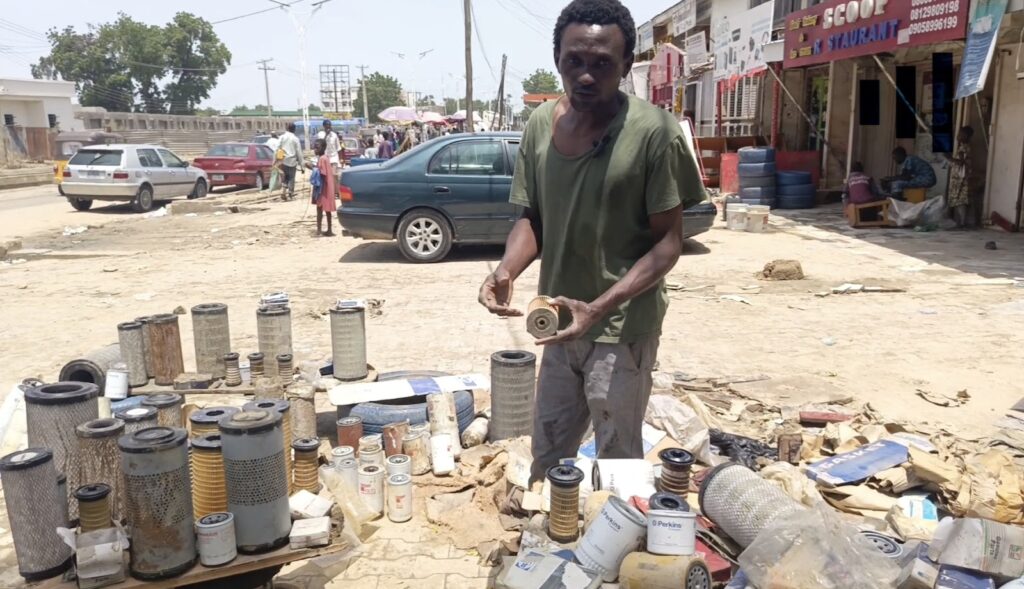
left=339, top=242, right=505, bottom=264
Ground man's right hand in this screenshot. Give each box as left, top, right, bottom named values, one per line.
left=479, top=270, right=522, bottom=317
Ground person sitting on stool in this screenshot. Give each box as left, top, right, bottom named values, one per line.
left=881, top=147, right=936, bottom=200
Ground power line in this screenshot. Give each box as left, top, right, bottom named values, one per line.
left=493, top=0, right=548, bottom=39
left=210, top=0, right=306, bottom=25
left=470, top=3, right=500, bottom=85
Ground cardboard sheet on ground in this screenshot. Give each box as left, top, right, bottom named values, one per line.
left=806, top=440, right=909, bottom=486
left=820, top=484, right=900, bottom=517
left=328, top=373, right=488, bottom=405
left=578, top=423, right=666, bottom=460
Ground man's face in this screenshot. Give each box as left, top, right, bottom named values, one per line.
left=555, top=23, right=632, bottom=112
left=323, top=122, right=332, bottom=132
left=893, top=151, right=906, bottom=164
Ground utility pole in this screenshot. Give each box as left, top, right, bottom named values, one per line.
left=357, top=65, right=369, bottom=124
left=257, top=59, right=275, bottom=116
left=463, top=0, right=474, bottom=133
left=496, top=54, right=507, bottom=130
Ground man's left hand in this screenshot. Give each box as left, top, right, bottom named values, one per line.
left=535, top=296, right=604, bottom=345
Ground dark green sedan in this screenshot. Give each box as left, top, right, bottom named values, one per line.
left=339, top=132, right=714, bottom=263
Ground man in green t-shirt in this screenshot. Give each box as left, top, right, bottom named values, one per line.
left=478, top=0, right=706, bottom=483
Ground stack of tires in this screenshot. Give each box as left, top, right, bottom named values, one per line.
left=737, top=147, right=776, bottom=208
left=776, top=171, right=816, bottom=209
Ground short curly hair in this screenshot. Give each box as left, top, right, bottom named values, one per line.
left=553, top=0, right=637, bottom=58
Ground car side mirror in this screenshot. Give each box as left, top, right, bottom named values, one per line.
left=182, top=161, right=190, bottom=167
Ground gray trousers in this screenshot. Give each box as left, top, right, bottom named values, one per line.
left=529, top=336, right=659, bottom=483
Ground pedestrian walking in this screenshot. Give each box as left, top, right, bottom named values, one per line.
left=317, top=120, right=342, bottom=182
left=279, top=123, right=303, bottom=201
left=309, top=138, right=339, bottom=236
left=378, top=131, right=395, bottom=159
left=266, top=132, right=281, bottom=192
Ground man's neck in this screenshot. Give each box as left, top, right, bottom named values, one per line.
left=564, top=93, right=624, bottom=129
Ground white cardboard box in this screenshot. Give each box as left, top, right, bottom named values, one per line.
left=290, top=516, right=331, bottom=549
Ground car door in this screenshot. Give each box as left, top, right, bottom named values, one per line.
left=486, top=139, right=520, bottom=240
left=158, top=148, right=192, bottom=197
left=135, top=148, right=164, bottom=194
left=425, top=139, right=506, bottom=240
left=255, top=145, right=275, bottom=178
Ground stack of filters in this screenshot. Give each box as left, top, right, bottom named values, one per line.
left=775, top=170, right=816, bottom=210
left=737, top=146, right=777, bottom=208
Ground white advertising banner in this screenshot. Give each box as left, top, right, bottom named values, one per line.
left=712, top=0, right=775, bottom=81
left=638, top=22, right=655, bottom=53
left=669, top=0, right=698, bottom=36
left=684, top=31, right=709, bottom=76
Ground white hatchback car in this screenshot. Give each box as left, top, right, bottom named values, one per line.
left=60, top=144, right=209, bottom=213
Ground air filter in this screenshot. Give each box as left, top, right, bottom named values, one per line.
left=148, top=314, right=185, bottom=386
left=488, top=350, right=536, bottom=440
left=224, top=353, right=242, bottom=386
left=117, top=406, right=159, bottom=435
left=243, top=398, right=292, bottom=493
left=248, top=352, right=265, bottom=383
left=189, top=406, right=240, bottom=437
left=142, top=393, right=184, bottom=428
left=58, top=343, right=122, bottom=391
left=0, top=449, right=74, bottom=581
left=135, top=315, right=156, bottom=378
left=698, top=463, right=806, bottom=549
left=547, top=464, right=584, bottom=542
left=526, top=296, right=558, bottom=339
left=219, top=410, right=291, bottom=554
left=25, top=381, right=100, bottom=522
left=287, top=384, right=318, bottom=441
left=191, top=433, right=227, bottom=519
left=57, top=473, right=69, bottom=527
left=256, top=306, right=292, bottom=378
left=292, top=437, right=321, bottom=494
left=191, top=303, right=231, bottom=378
left=119, top=427, right=196, bottom=580
left=330, top=306, right=368, bottom=380
left=76, top=417, right=127, bottom=524
left=75, top=483, right=112, bottom=532
left=117, top=321, right=148, bottom=387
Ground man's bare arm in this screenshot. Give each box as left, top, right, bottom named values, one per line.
left=478, top=208, right=542, bottom=317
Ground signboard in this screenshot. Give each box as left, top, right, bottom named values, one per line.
left=784, top=0, right=970, bottom=68
left=669, top=0, right=698, bottom=36
left=805, top=440, right=909, bottom=487
left=638, top=22, right=655, bottom=53
left=955, top=0, right=1009, bottom=99
left=684, top=31, right=709, bottom=76
left=713, top=1, right=775, bottom=81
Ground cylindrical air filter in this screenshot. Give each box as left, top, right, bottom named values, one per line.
left=292, top=437, right=321, bottom=494
left=547, top=464, right=584, bottom=543
left=287, top=384, right=317, bottom=440
left=119, top=427, right=196, bottom=580
left=330, top=306, right=368, bottom=381
left=58, top=343, right=122, bottom=391
left=256, top=306, right=292, bottom=378
left=219, top=410, right=291, bottom=554
left=698, top=463, right=807, bottom=549
left=386, top=473, right=413, bottom=523
left=224, top=353, right=242, bottom=387
left=76, top=417, right=126, bottom=524
left=358, top=464, right=384, bottom=516
left=196, top=512, right=237, bottom=567
left=248, top=352, right=265, bottom=383
left=57, top=473, right=69, bottom=527
left=489, top=350, right=536, bottom=440
left=135, top=315, right=156, bottom=378
left=117, top=406, right=159, bottom=435
left=189, top=406, right=240, bottom=437
left=402, top=432, right=431, bottom=475
left=382, top=421, right=409, bottom=457
left=337, top=416, right=363, bottom=448
left=75, top=483, right=112, bottom=533
left=191, top=433, right=228, bottom=519
left=26, top=381, right=100, bottom=522
left=0, top=449, right=74, bottom=581
left=148, top=313, right=185, bottom=386
left=191, top=303, right=231, bottom=378
left=117, top=321, right=148, bottom=387
left=658, top=448, right=695, bottom=495
left=526, top=296, right=558, bottom=339
left=142, top=393, right=184, bottom=428
left=243, top=398, right=292, bottom=493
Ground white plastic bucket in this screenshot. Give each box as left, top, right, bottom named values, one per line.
left=647, top=510, right=696, bottom=556
left=592, top=459, right=656, bottom=500
left=575, top=495, right=647, bottom=582
left=104, top=364, right=129, bottom=400
left=358, top=464, right=384, bottom=515
left=196, top=512, right=237, bottom=567
left=746, top=206, right=770, bottom=233
left=726, top=204, right=749, bottom=231
left=386, top=473, right=413, bottom=523
left=430, top=434, right=455, bottom=476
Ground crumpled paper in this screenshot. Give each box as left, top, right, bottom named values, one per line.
left=760, top=462, right=824, bottom=507
left=644, top=394, right=718, bottom=465
left=963, top=449, right=1024, bottom=523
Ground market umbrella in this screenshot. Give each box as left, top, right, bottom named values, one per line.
left=418, top=111, right=445, bottom=124
left=377, top=106, right=420, bottom=124
left=448, top=110, right=467, bottom=122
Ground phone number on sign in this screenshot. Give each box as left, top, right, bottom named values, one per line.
left=910, top=0, right=959, bottom=21
left=907, top=16, right=958, bottom=36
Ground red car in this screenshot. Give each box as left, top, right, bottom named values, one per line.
left=193, top=143, right=275, bottom=190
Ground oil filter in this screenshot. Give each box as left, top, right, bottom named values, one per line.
left=191, top=303, right=231, bottom=378
left=402, top=432, right=431, bottom=475
left=58, top=343, right=122, bottom=391
left=117, top=406, right=159, bottom=435
left=358, top=464, right=384, bottom=516
left=75, top=483, right=112, bottom=533
left=331, top=445, right=355, bottom=465
left=224, top=353, right=242, bottom=387
left=647, top=508, right=697, bottom=556
left=191, top=433, right=228, bottom=519
left=248, top=352, right=265, bottom=383
left=410, top=423, right=432, bottom=460
left=147, top=313, right=185, bottom=386
left=658, top=448, right=695, bottom=495
left=287, top=383, right=318, bottom=440
left=292, top=437, right=322, bottom=494
left=619, top=552, right=712, bottom=589
left=142, top=392, right=184, bottom=428
left=526, top=296, right=558, bottom=339
left=117, top=321, right=148, bottom=387
left=76, top=417, right=126, bottom=524
left=330, top=305, right=368, bottom=381
left=277, top=353, right=294, bottom=386
left=359, top=443, right=384, bottom=468
left=243, top=398, right=292, bottom=493
left=26, top=381, right=100, bottom=522
left=461, top=416, right=488, bottom=448
left=649, top=492, right=689, bottom=512
left=189, top=406, right=240, bottom=437
left=336, top=458, right=359, bottom=489
left=575, top=495, right=647, bottom=582
left=119, top=427, right=196, bottom=580
left=489, top=350, right=536, bottom=440
left=426, top=392, right=460, bottom=458
left=196, top=512, right=237, bottom=567
left=359, top=433, right=383, bottom=448
left=219, top=410, right=291, bottom=554
left=547, top=464, right=584, bottom=543
left=104, top=363, right=129, bottom=400
left=430, top=433, right=455, bottom=476
left=135, top=315, right=156, bottom=378
left=386, top=454, right=412, bottom=477
left=386, top=473, right=413, bottom=523
left=256, top=305, right=292, bottom=378
left=382, top=420, right=409, bottom=456
left=0, top=449, right=74, bottom=580
left=698, top=463, right=806, bottom=549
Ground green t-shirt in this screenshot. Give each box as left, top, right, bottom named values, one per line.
left=509, top=95, right=706, bottom=343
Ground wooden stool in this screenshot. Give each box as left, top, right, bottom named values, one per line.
left=847, top=201, right=891, bottom=228
left=904, top=187, right=926, bottom=203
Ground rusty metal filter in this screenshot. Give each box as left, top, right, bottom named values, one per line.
left=142, top=393, right=184, bottom=428
left=287, top=384, right=317, bottom=440
left=547, top=464, right=584, bottom=543
left=292, top=437, right=321, bottom=494
left=135, top=315, right=156, bottom=378
left=191, top=303, right=231, bottom=378
left=119, top=427, right=196, bottom=580
left=277, top=353, right=294, bottom=387
left=658, top=448, right=695, bottom=496
left=382, top=421, right=409, bottom=457
left=256, top=306, right=292, bottom=378
left=189, top=406, right=240, bottom=437
left=25, top=381, right=100, bottom=522
left=191, top=433, right=228, bottom=519
left=224, top=353, right=242, bottom=387
left=336, top=416, right=363, bottom=448
left=243, top=398, right=293, bottom=494
left=75, top=483, right=112, bottom=533
left=489, top=350, right=536, bottom=441
left=247, top=352, right=265, bottom=383
left=402, top=432, right=431, bottom=475
left=117, top=321, right=148, bottom=387
left=76, top=417, right=127, bottom=524
left=526, top=296, right=559, bottom=339
left=116, top=406, right=159, bottom=435
left=330, top=306, right=368, bottom=381
left=148, top=314, right=185, bottom=386
left=0, top=449, right=74, bottom=581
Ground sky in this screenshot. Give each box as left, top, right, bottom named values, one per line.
left=0, top=0, right=673, bottom=114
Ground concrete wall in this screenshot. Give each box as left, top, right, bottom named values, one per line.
left=77, top=109, right=290, bottom=133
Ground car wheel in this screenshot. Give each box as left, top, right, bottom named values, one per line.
left=189, top=179, right=208, bottom=200
left=67, top=198, right=93, bottom=212
left=397, top=209, right=453, bottom=263
left=255, top=173, right=264, bottom=191
left=131, top=186, right=155, bottom=213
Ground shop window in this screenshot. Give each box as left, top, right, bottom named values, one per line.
left=48, top=114, right=58, bottom=128
left=3, top=114, right=13, bottom=126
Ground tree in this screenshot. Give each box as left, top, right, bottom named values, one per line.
left=522, top=69, right=561, bottom=95
left=307, top=103, right=323, bottom=115
left=196, top=107, right=221, bottom=116
left=162, top=13, right=231, bottom=114
left=353, top=72, right=403, bottom=123
left=417, top=95, right=437, bottom=107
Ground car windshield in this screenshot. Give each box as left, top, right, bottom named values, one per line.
left=343, top=138, right=360, bottom=149
left=69, top=149, right=123, bottom=166
left=206, top=144, right=250, bottom=157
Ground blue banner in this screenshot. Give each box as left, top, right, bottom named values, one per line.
left=955, top=0, right=1009, bottom=99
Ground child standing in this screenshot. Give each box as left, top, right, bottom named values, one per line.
left=312, top=138, right=338, bottom=236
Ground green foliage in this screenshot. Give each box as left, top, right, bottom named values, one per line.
left=521, top=69, right=561, bottom=95
left=417, top=95, right=437, bottom=107
left=307, top=103, right=323, bottom=114
left=353, top=73, right=404, bottom=123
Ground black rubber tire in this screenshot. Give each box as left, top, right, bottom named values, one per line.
left=739, top=186, right=776, bottom=199
left=738, top=146, right=775, bottom=164
left=776, top=195, right=816, bottom=210
left=739, top=175, right=775, bottom=189
left=254, top=173, right=264, bottom=191
left=189, top=178, right=208, bottom=200
left=738, top=162, right=777, bottom=177
left=777, top=183, right=816, bottom=197
left=740, top=198, right=776, bottom=207
left=397, top=208, right=453, bottom=263
left=777, top=170, right=812, bottom=186
left=131, top=185, right=154, bottom=213
left=68, top=198, right=93, bottom=211
left=347, top=370, right=476, bottom=434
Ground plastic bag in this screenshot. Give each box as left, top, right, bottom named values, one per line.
left=888, top=196, right=946, bottom=228
left=709, top=429, right=777, bottom=469
left=738, top=504, right=900, bottom=589
left=319, top=465, right=377, bottom=533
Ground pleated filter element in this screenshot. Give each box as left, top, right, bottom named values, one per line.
left=191, top=303, right=231, bottom=379
left=489, top=350, right=536, bottom=440
left=76, top=417, right=127, bottom=524
left=330, top=306, right=368, bottom=380
left=191, top=433, right=228, bottom=519
left=256, top=306, right=292, bottom=378
left=117, top=321, right=148, bottom=387
left=142, top=393, right=184, bottom=428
